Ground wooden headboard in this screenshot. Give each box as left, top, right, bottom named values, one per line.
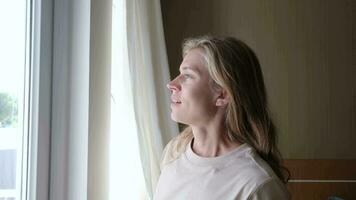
left=284, top=159, right=356, bottom=200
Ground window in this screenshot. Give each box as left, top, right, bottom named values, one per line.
left=109, top=0, right=147, bottom=199
left=0, top=0, right=30, bottom=199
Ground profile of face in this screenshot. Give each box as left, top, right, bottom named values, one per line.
left=167, top=48, right=227, bottom=126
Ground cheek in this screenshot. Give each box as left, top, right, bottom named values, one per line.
left=182, top=86, right=215, bottom=110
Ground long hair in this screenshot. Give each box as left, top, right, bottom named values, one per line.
left=166, top=35, right=290, bottom=183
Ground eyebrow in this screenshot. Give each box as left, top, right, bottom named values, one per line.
left=180, top=66, right=200, bottom=74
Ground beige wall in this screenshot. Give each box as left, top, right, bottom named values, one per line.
left=161, top=0, right=356, bottom=159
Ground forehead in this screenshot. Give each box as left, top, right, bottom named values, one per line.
left=179, top=48, right=207, bottom=72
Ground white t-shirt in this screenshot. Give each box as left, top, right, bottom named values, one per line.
left=154, top=138, right=290, bottom=200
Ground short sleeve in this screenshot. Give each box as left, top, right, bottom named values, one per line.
left=248, top=178, right=291, bottom=200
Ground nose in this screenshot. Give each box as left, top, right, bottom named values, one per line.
left=167, top=77, right=180, bottom=92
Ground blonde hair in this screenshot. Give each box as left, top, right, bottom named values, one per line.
left=164, top=36, right=289, bottom=183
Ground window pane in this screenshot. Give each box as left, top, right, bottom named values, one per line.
left=0, top=0, right=29, bottom=199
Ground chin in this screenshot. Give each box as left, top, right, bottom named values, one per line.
left=170, top=113, right=191, bottom=125
left=170, top=113, right=180, bottom=122
left=170, top=113, right=183, bottom=123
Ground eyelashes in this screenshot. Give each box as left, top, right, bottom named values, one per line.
left=183, top=74, right=192, bottom=79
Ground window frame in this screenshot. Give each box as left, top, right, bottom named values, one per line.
left=25, top=0, right=53, bottom=199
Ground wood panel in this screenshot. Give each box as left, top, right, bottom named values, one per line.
left=284, top=159, right=356, bottom=180
left=287, top=182, right=356, bottom=200
left=284, top=159, right=356, bottom=200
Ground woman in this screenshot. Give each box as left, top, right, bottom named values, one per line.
left=154, top=36, right=290, bottom=200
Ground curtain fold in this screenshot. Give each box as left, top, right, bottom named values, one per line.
left=51, top=0, right=173, bottom=198
left=126, top=0, right=179, bottom=198
left=50, top=0, right=112, bottom=199
left=88, top=0, right=112, bottom=199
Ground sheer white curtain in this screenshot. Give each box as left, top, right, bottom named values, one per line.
left=126, top=0, right=179, bottom=198
left=49, top=0, right=174, bottom=198
left=50, top=0, right=112, bottom=199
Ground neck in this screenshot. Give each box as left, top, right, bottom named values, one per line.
left=190, top=122, right=242, bottom=157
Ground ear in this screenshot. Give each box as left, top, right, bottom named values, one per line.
left=215, top=89, right=229, bottom=107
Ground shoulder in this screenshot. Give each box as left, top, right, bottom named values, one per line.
left=159, top=135, right=184, bottom=171
left=160, top=132, right=194, bottom=171
left=232, top=146, right=290, bottom=199
left=247, top=178, right=290, bottom=200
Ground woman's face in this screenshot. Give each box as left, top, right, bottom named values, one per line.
left=167, top=48, right=220, bottom=126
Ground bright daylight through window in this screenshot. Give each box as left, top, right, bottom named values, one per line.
left=110, top=0, right=147, bottom=199
left=0, top=0, right=30, bottom=200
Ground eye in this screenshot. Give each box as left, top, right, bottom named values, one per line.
left=183, top=74, right=192, bottom=79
